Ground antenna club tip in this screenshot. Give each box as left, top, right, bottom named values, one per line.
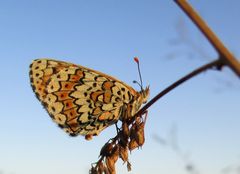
left=134, top=57, right=139, bottom=63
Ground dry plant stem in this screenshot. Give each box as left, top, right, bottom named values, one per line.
left=174, top=0, right=240, bottom=77
left=92, top=59, right=223, bottom=174
left=136, top=59, right=223, bottom=117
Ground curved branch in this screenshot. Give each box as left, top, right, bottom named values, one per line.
left=136, top=59, right=224, bottom=116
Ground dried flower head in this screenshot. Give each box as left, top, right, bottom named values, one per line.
left=90, top=111, right=148, bottom=174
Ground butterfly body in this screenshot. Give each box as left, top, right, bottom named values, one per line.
left=29, top=59, right=149, bottom=139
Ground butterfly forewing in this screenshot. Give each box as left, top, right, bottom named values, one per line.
left=29, top=59, right=141, bottom=138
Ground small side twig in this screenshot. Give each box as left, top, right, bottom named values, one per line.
left=174, top=0, right=240, bottom=77
left=154, top=125, right=200, bottom=174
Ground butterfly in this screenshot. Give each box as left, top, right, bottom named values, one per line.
left=29, top=58, right=149, bottom=140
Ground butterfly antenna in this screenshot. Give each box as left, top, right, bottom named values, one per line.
left=134, top=57, right=144, bottom=91
left=133, top=80, right=142, bottom=89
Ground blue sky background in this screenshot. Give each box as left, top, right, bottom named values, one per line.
left=0, top=0, right=240, bottom=174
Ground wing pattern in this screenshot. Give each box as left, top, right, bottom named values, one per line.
left=29, top=59, right=140, bottom=138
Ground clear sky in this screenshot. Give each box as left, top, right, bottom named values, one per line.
left=0, top=0, right=239, bottom=174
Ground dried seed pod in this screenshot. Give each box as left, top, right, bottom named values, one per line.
left=135, top=122, right=145, bottom=147
left=127, top=161, right=132, bottom=172
left=136, top=133, right=145, bottom=147
left=100, top=142, right=114, bottom=157
left=119, top=146, right=128, bottom=163
left=89, top=166, right=98, bottom=174
left=129, top=123, right=137, bottom=140
left=106, top=156, right=116, bottom=174
left=103, top=166, right=110, bottom=174
left=119, top=131, right=128, bottom=147
left=128, top=139, right=139, bottom=151
left=110, top=145, right=119, bottom=163
left=122, top=122, right=130, bottom=137
left=97, top=160, right=105, bottom=174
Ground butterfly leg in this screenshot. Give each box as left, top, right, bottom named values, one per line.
left=143, top=110, right=148, bottom=123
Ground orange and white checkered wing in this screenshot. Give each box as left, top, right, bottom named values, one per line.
left=29, top=59, right=139, bottom=138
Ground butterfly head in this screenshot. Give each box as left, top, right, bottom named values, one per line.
left=135, top=86, right=150, bottom=108
left=140, top=85, right=150, bottom=104
left=130, top=86, right=150, bottom=117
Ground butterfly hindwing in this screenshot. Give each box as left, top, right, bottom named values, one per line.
left=30, top=59, right=138, bottom=137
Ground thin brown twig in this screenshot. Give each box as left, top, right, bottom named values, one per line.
left=174, top=0, right=240, bottom=77
left=135, top=59, right=223, bottom=117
